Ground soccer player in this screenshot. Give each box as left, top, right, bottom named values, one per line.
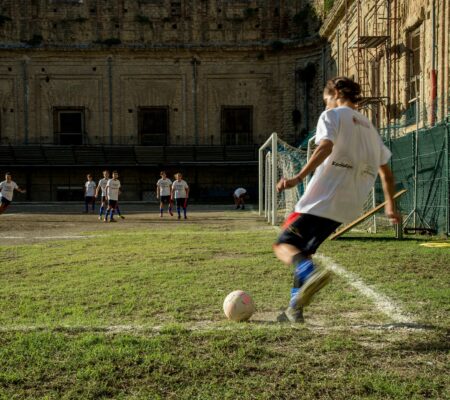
left=0, top=172, right=26, bottom=215
left=96, top=170, right=109, bottom=220
left=84, top=174, right=96, bottom=213
left=171, top=173, right=189, bottom=220
left=233, top=187, right=247, bottom=210
left=156, top=171, right=173, bottom=217
left=104, top=171, right=121, bottom=223
left=274, top=77, right=400, bottom=323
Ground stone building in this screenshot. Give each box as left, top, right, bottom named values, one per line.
left=0, top=0, right=326, bottom=201
left=319, top=0, right=450, bottom=137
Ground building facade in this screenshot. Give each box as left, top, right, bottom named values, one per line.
left=0, top=0, right=327, bottom=201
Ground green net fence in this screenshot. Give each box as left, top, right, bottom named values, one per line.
left=387, top=121, right=449, bottom=235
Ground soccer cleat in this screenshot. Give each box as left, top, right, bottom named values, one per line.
left=119, top=215, right=125, bottom=219
left=295, top=269, right=332, bottom=308
left=277, top=307, right=304, bottom=323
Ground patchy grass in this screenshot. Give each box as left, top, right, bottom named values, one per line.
left=0, top=210, right=448, bottom=399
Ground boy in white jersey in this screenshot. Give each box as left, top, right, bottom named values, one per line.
left=0, top=172, right=26, bottom=214
left=156, top=170, right=173, bottom=217
left=83, top=174, right=96, bottom=213
left=104, top=171, right=121, bottom=222
left=233, top=187, right=247, bottom=210
left=274, top=77, right=400, bottom=323
left=171, top=173, right=189, bottom=220
left=96, top=170, right=109, bottom=220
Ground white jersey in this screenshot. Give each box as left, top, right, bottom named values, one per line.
left=157, top=178, right=172, bottom=197
left=172, top=180, right=189, bottom=199
left=0, top=180, right=18, bottom=201
left=98, top=178, right=108, bottom=196
left=296, top=106, right=391, bottom=223
left=234, top=188, right=246, bottom=197
left=106, top=179, right=121, bottom=201
left=85, top=181, right=96, bottom=197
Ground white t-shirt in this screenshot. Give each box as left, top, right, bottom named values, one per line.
left=106, top=179, right=121, bottom=201
left=0, top=180, right=18, bottom=201
left=157, top=178, right=172, bottom=197
left=98, top=178, right=108, bottom=196
left=295, top=106, right=392, bottom=223
left=234, top=188, right=247, bottom=197
left=172, top=180, right=189, bottom=199
left=85, top=181, right=96, bottom=197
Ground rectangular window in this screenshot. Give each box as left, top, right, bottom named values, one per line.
left=138, top=107, right=169, bottom=146
left=221, top=106, right=253, bottom=145
left=53, top=108, right=84, bottom=145
left=170, top=1, right=182, bottom=17
left=408, top=27, right=421, bottom=102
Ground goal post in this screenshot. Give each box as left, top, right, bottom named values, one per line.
left=258, top=132, right=308, bottom=225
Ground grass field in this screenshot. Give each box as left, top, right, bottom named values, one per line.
left=0, top=205, right=449, bottom=399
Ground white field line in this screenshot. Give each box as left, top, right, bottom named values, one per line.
left=0, top=235, right=103, bottom=240
left=315, top=254, right=413, bottom=323
left=248, top=206, right=414, bottom=324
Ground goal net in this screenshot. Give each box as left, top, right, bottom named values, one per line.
left=259, top=132, right=376, bottom=232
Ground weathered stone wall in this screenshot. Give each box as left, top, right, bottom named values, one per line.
left=0, top=1, right=327, bottom=146
left=319, top=0, right=450, bottom=135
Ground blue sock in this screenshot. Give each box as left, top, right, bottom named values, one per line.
left=160, top=208, right=163, bottom=215
left=177, top=207, right=181, bottom=216
left=99, top=206, right=104, bottom=217
left=289, top=259, right=315, bottom=308
left=104, top=209, right=109, bottom=221
left=116, top=207, right=121, bottom=216
left=183, top=208, right=187, bottom=218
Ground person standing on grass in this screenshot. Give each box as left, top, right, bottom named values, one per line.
left=96, top=170, right=109, bottom=221
left=233, top=187, right=247, bottom=210
left=171, top=173, right=189, bottom=220
left=156, top=171, right=173, bottom=218
left=104, top=171, right=121, bottom=223
left=0, top=172, right=26, bottom=215
left=83, top=174, right=96, bottom=214
left=274, top=77, right=400, bottom=323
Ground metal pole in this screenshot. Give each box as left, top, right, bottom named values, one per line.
left=413, top=97, right=419, bottom=228
left=446, top=121, right=450, bottom=235
left=266, top=152, right=270, bottom=221
left=271, top=132, right=278, bottom=225
left=22, top=59, right=29, bottom=145
left=107, top=56, right=113, bottom=145
left=258, top=147, right=264, bottom=215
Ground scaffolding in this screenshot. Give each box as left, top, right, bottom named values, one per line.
left=343, top=0, right=400, bottom=138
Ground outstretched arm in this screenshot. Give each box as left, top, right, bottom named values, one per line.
left=378, top=164, right=400, bottom=224
left=277, top=139, right=334, bottom=192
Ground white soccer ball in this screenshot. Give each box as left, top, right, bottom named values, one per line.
left=223, top=290, right=256, bottom=322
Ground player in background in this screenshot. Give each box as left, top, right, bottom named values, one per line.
left=156, top=171, right=173, bottom=217
left=96, top=170, right=109, bottom=221
left=274, top=77, right=400, bottom=323
left=104, top=171, right=121, bottom=223
left=0, top=172, right=26, bottom=215
left=233, top=187, right=247, bottom=210
left=84, top=174, right=96, bottom=213
left=171, top=173, right=189, bottom=220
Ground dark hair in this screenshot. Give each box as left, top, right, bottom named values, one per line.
left=160, top=171, right=166, bottom=175
left=87, top=174, right=92, bottom=178
left=112, top=170, right=118, bottom=174
left=325, top=76, right=362, bottom=104
left=5, top=172, right=11, bottom=175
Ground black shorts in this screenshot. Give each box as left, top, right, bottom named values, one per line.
left=175, top=198, right=187, bottom=208
left=0, top=197, right=11, bottom=207
left=276, top=212, right=341, bottom=256
left=160, top=195, right=170, bottom=204
left=108, top=199, right=118, bottom=208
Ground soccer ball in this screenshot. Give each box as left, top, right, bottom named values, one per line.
left=223, top=290, right=256, bottom=322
